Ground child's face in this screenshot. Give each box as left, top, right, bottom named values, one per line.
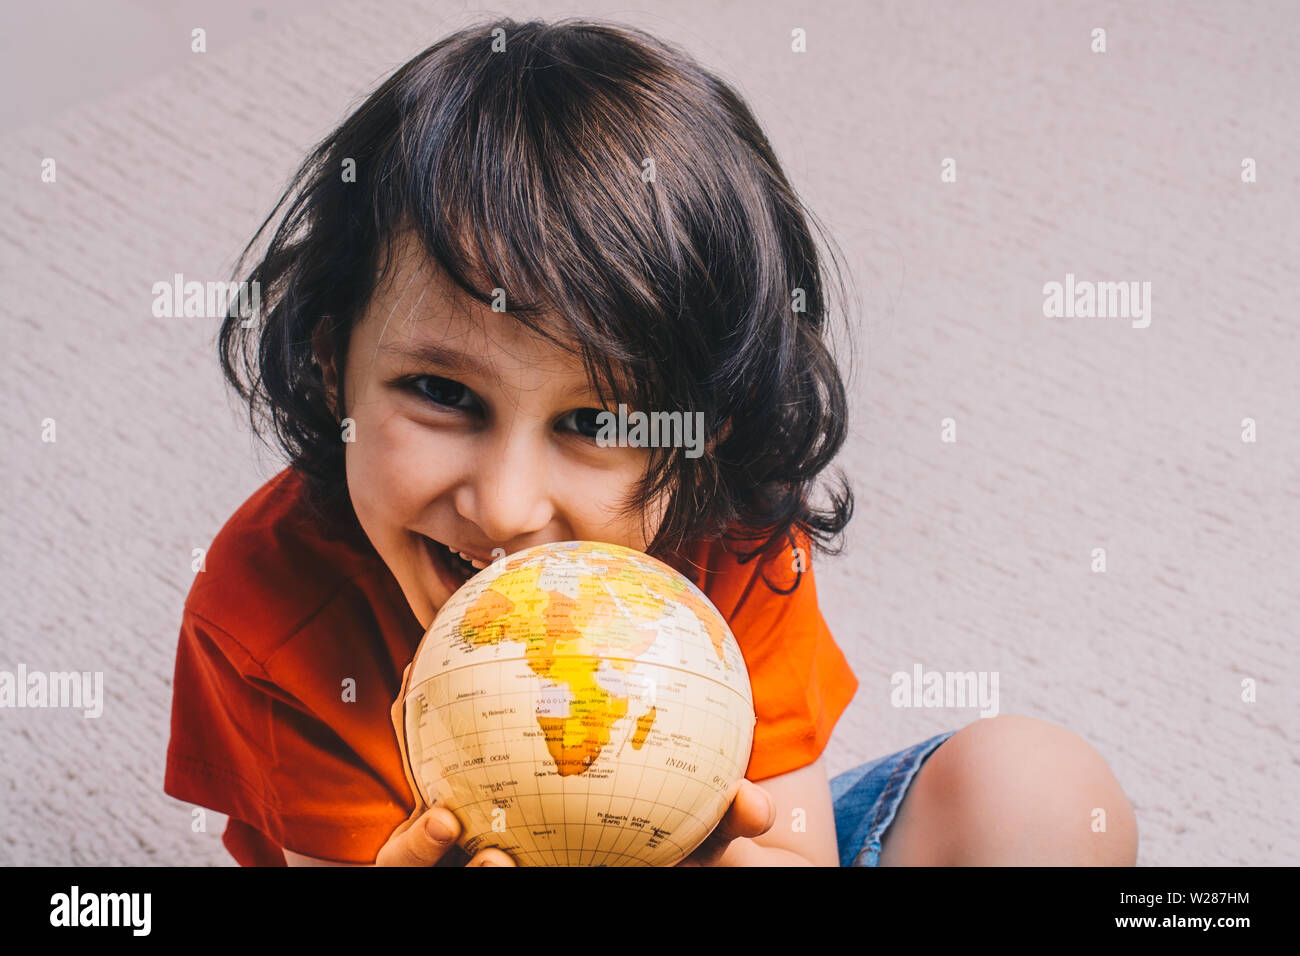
left=318, top=234, right=668, bottom=631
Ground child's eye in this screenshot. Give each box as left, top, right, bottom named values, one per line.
left=405, top=377, right=609, bottom=443
left=410, top=375, right=476, bottom=411
left=558, top=408, right=607, bottom=440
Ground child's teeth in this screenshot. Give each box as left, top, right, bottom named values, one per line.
left=449, top=545, right=487, bottom=571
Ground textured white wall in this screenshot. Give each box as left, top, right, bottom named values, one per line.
left=1, top=0, right=1296, bottom=866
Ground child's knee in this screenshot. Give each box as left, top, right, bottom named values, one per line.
left=919, top=714, right=1137, bottom=865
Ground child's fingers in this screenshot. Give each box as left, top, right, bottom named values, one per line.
left=466, top=847, right=517, bottom=867
left=374, top=806, right=463, bottom=867
left=709, top=779, right=776, bottom=843
left=677, top=780, right=775, bottom=866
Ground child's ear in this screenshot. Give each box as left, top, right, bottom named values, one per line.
left=311, top=320, right=342, bottom=419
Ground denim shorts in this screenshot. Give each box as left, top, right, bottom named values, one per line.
left=829, top=729, right=958, bottom=867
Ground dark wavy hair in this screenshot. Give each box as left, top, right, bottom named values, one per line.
left=218, top=16, right=857, bottom=590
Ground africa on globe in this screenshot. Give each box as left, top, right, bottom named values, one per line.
left=395, top=539, right=756, bottom=866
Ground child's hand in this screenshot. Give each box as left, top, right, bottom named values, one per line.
left=373, top=804, right=516, bottom=867
left=371, top=781, right=770, bottom=866
left=674, top=779, right=776, bottom=867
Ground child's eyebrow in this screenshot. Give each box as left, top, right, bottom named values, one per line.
left=380, top=340, right=492, bottom=377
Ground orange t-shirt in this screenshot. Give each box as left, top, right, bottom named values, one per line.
left=163, top=467, right=858, bottom=865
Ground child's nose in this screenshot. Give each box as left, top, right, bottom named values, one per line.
left=453, top=429, right=555, bottom=543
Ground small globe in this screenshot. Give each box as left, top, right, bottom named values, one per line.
left=398, top=539, right=756, bottom=866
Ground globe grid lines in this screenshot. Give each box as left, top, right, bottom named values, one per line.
left=423, top=650, right=749, bottom=702
left=598, top=697, right=655, bottom=865
left=445, top=551, right=749, bottom=676
left=412, top=664, right=750, bottom=866
left=409, top=648, right=754, bottom=781
left=406, top=544, right=754, bottom=866
left=461, top=664, right=559, bottom=868
left=607, top=691, right=656, bottom=865
left=428, top=696, right=708, bottom=865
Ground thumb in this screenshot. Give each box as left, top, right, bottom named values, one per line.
left=679, top=780, right=775, bottom=867
left=374, top=805, right=462, bottom=867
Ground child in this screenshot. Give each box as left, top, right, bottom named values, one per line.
left=164, top=17, right=1137, bottom=866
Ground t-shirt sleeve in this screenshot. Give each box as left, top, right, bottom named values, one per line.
left=707, top=530, right=859, bottom=782
left=163, top=608, right=408, bottom=864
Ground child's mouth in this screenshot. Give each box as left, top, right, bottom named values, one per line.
left=421, top=535, right=482, bottom=590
